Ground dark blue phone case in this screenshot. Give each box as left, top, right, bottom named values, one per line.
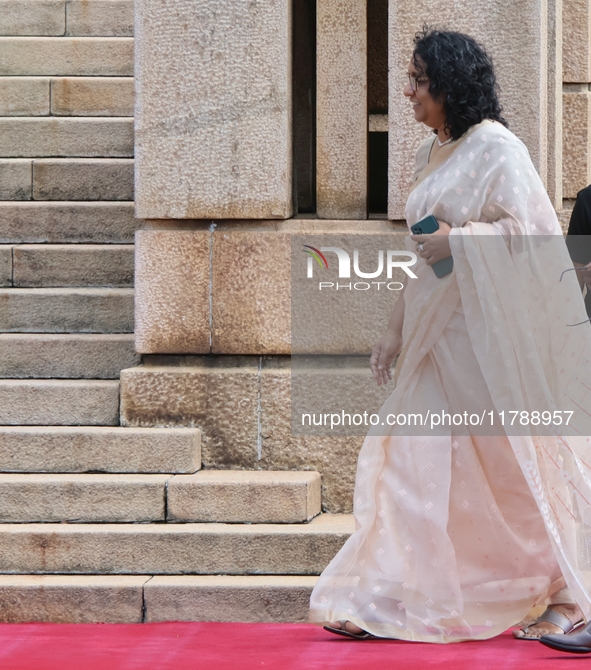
left=410, top=215, right=454, bottom=278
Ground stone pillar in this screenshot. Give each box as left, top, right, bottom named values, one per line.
left=563, top=0, right=591, bottom=82
left=563, top=88, right=591, bottom=198
left=134, top=0, right=293, bottom=219
left=316, top=0, right=367, bottom=219
left=388, top=0, right=562, bottom=218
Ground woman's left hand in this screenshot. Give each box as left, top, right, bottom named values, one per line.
left=410, top=220, right=452, bottom=265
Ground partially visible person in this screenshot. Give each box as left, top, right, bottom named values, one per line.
left=566, top=185, right=591, bottom=318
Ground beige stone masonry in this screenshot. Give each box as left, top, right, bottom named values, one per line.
left=51, top=77, right=134, bottom=116
left=0, top=575, right=148, bottom=623
left=66, top=0, right=134, bottom=37
left=0, top=1, right=65, bottom=36
left=388, top=0, right=560, bottom=218
left=0, top=202, right=136, bottom=244
left=120, top=358, right=393, bottom=512
left=167, top=471, right=321, bottom=524
left=0, top=159, right=32, bottom=200
left=0, top=77, right=49, bottom=115
left=259, top=362, right=384, bottom=514
left=0, top=37, right=134, bottom=76
left=0, top=245, right=11, bottom=286
left=563, top=91, right=591, bottom=197
left=212, top=229, right=291, bottom=355
left=0, top=426, right=201, bottom=473
left=564, top=0, right=591, bottom=82
left=144, top=575, right=318, bottom=623
left=0, top=287, right=134, bottom=332
left=135, top=0, right=292, bottom=219
left=120, top=361, right=260, bottom=468
left=0, top=118, right=133, bottom=158
left=135, top=230, right=209, bottom=354
left=0, top=473, right=169, bottom=522
left=33, top=159, right=134, bottom=200
left=316, top=0, right=367, bottom=219
left=0, top=379, right=119, bottom=425
left=13, top=244, right=134, bottom=287
left=0, top=515, right=354, bottom=574
left=0, top=333, right=139, bottom=378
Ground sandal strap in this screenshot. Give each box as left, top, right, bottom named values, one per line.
left=535, top=609, right=577, bottom=634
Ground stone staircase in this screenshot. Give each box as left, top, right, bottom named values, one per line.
left=0, top=1, right=353, bottom=624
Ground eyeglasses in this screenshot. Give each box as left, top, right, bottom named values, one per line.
left=560, top=266, right=591, bottom=326
left=407, top=73, right=429, bottom=91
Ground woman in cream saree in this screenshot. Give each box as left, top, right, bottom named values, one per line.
left=309, top=29, right=591, bottom=643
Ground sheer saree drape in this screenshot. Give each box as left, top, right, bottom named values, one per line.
left=309, top=120, right=591, bottom=642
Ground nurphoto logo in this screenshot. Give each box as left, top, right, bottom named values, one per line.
left=302, top=244, right=418, bottom=291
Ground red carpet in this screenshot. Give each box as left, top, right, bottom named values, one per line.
left=0, top=622, right=586, bottom=669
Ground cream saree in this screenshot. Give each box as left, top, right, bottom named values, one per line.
left=309, top=120, right=591, bottom=642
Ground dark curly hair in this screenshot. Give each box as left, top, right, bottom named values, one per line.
left=413, top=27, right=507, bottom=141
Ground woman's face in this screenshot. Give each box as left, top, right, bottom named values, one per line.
left=404, top=55, right=446, bottom=131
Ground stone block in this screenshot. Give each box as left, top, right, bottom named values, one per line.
left=317, top=0, right=367, bottom=219
left=388, top=0, right=560, bottom=218
left=0, top=159, right=32, bottom=200
left=0, top=333, right=138, bottom=378
left=66, top=0, right=134, bottom=36
left=563, top=0, right=591, bottom=82
left=0, top=287, right=134, bottom=333
left=51, top=76, right=134, bottom=116
left=0, top=37, right=134, bottom=76
left=13, top=244, right=134, bottom=287
left=120, top=360, right=259, bottom=469
left=167, top=471, right=321, bottom=523
left=0, top=118, right=133, bottom=158
left=0, top=426, right=201, bottom=473
left=0, top=202, right=136, bottom=244
left=0, top=379, right=119, bottom=425
left=0, top=473, right=169, bottom=522
left=563, top=91, right=591, bottom=198
left=259, top=361, right=375, bottom=514
left=0, top=245, right=11, bottom=286
left=0, top=77, right=49, bottom=114
left=135, top=230, right=209, bottom=354
left=0, top=514, right=354, bottom=574
left=0, top=575, right=148, bottom=623
left=144, top=575, right=318, bottom=623
left=212, top=229, right=291, bottom=355
left=33, top=159, right=134, bottom=200
left=135, top=0, right=292, bottom=219
left=0, top=1, right=65, bottom=36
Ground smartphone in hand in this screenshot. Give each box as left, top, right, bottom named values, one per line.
left=410, top=215, right=454, bottom=278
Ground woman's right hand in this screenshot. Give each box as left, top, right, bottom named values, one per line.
left=370, top=331, right=403, bottom=386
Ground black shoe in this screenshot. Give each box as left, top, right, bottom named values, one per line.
left=540, top=620, right=591, bottom=654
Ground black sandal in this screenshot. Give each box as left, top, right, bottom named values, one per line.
left=513, top=608, right=585, bottom=640
left=323, top=620, right=376, bottom=640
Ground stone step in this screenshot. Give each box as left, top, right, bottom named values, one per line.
left=0, top=514, right=353, bottom=574
left=168, top=471, right=321, bottom=524
left=0, top=575, right=147, bottom=623
left=0, top=334, right=139, bottom=378
left=0, top=288, right=134, bottom=332
left=0, top=37, right=134, bottom=76
left=0, top=379, right=119, bottom=425
left=0, top=118, right=133, bottom=158
left=12, top=245, right=134, bottom=288
left=0, top=574, right=316, bottom=623
left=0, top=202, right=136, bottom=244
left=33, top=159, right=134, bottom=201
left=50, top=77, right=134, bottom=116
left=0, top=474, right=169, bottom=522
left=0, top=426, right=201, bottom=473
left=144, top=575, right=317, bottom=623
left=66, top=0, right=134, bottom=38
